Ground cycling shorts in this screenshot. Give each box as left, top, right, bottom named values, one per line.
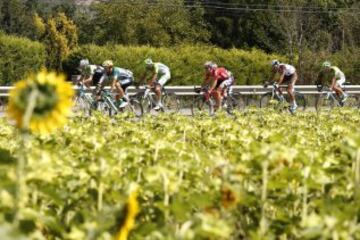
left=283, top=72, right=297, bottom=86
left=156, top=73, right=171, bottom=86
left=92, top=71, right=104, bottom=86
left=336, top=76, right=346, bottom=87
left=215, top=76, right=234, bottom=89
left=120, top=77, right=134, bottom=91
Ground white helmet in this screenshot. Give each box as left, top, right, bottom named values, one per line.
left=322, top=61, right=331, bottom=68
left=102, top=60, right=113, bottom=67
left=79, top=59, right=89, bottom=67
left=204, top=61, right=217, bottom=69
left=144, top=58, right=154, bottom=66
left=271, top=60, right=280, bottom=66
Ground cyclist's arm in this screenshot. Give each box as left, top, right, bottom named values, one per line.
left=149, top=72, right=158, bottom=86
left=110, top=77, right=116, bottom=92
left=82, top=74, right=92, bottom=86
left=330, top=76, right=337, bottom=89
left=268, top=69, right=277, bottom=83
left=201, top=73, right=211, bottom=88
left=277, top=72, right=285, bottom=85
left=208, top=78, right=217, bottom=92
left=95, top=75, right=106, bottom=95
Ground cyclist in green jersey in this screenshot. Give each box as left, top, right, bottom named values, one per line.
left=317, top=61, right=348, bottom=103
left=141, top=58, right=171, bottom=110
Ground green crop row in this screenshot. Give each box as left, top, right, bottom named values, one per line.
left=1, top=109, right=360, bottom=239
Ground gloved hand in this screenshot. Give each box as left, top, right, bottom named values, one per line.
left=204, top=90, right=212, bottom=101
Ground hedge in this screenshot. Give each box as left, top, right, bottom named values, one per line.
left=63, top=44, right=285, bottom=85
left=0, top=33, right=45, bottom=85
left=1, top=33, right=357, bottom=86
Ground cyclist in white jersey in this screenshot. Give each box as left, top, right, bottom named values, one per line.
left=141, top=58, right=171, bottom=110
left=269, top=60, right=298, bottom=113
left=78, top=59, right=105, bottom=88
left=317, top=61, right=348, bottom=102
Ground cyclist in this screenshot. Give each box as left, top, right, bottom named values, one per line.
left=96, top=60, right=134, bottom=108
left=141, top=58, right=171, bottom=110
left=78, top=59, right=105, bottom=88
left=201, top=61, right=234, bottom=110
left=269, top=60, right=297, bottom=113
left=316, top=61, right=348, bottom=103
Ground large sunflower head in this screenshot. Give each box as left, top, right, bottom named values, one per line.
left=7, top=70, right=74, bottom=135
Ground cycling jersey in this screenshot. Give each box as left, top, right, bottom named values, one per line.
left=107, top=67, right=133, bottom=80
left=153, top=63, right=170, bottom=76
left=331, top=66, right=345, bottom=80
left=81, top=65, right=104, bottom=76
left=209, top=67, right=230, bottom=81
left=278, top=64, right=296, bottom=76
left=146, top=62, right=171, bottom=86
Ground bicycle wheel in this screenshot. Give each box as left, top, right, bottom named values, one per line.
left=343, top=95, right=359, bottom=108
left=97, top=101, right=113, bottom=116
left=73, top=96, right=91, bottom=116
left=162, top=92, right=180, bottom=113
left=141, top=96, right=154, bottom=114
left=315, top=94, right=336, bottom=112
left=191, top=96, right=214, bottom=116
left=294, top=92, right=306, bottom=111
left=128, top=98, right=144, bottom=117
left=230, top=92, right=246, bottom=111
left=259, top=92, right=278, bottom=108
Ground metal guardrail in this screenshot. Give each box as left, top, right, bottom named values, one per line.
left=1, top=85, right=360, bottom=97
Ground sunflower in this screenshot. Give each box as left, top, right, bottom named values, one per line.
left=115, top=190, right=140, bottom=240
left=7, top=70, right=74, bottom=135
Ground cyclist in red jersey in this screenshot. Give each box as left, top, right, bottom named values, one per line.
left=201, top=61, right=234, bottom=110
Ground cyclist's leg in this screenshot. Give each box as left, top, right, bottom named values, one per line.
left=213, top=80, right=224, bottom=110
left=286, top=73, right=297, bottom=108
left=155, top=73, right=170, bottom=107
left=334, top=77, right=347, bottom=100
left=121, top=78, right=133, bottom=101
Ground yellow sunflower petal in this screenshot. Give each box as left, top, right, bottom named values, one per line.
left=7, top=69, right=74, bottom=135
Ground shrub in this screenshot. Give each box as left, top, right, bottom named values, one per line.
left=0, top=33, right=45, bottom=85
left=64, top=44, right=284, bottom=85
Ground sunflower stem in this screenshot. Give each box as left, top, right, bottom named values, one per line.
left=15, top=87, right=38, bottom=225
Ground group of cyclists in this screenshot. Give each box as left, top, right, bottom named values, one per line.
left=77, top=57, right=348, bottom=114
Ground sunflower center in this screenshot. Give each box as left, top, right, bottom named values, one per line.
left=17, top=83, right=59, bottom=115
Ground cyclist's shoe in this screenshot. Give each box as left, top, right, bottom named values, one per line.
left=153, top=103, right=163, bottom=111
left=278, top=95, right=285, bottom=102
left=341, top=93, right=348, bottom=103
left=289, top=104, right=297, bottom=114
left=119, top=101, right=129, bottom=108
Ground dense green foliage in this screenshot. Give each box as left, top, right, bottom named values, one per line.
left=1, top=110, right=360, bottom=238
left=0, top=0, right=359, bottom=84
left=0, top=33, right=45, bottom=85
left=64, top=44, right=284, bottom=85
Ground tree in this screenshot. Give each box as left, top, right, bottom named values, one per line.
left=34, top=12, right=78, bottom=70
left=76, top=0, right=210, bottom=46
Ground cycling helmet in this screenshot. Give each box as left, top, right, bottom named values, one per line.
left=322, top=61, right=331, bottom=68
left=271, top=60, right=280, bottom=66
left=79, top=59, right=89, bottom=67
left=204, top=61, right=217, bottom=69
left=144, top=58, right=154, bottom=66
left=102, top=60, right=113, bottom=67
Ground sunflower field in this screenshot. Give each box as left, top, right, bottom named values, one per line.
left=1, top=109, right=360, bottom=239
